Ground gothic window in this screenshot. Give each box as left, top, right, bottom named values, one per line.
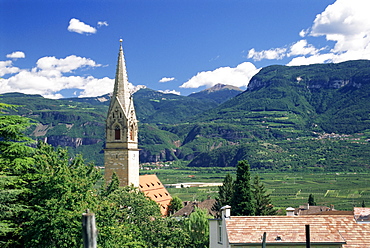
left=115, top=125, right=121, bottom=140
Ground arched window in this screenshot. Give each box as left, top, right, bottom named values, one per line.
left=115, top=125, right=121, bottom=140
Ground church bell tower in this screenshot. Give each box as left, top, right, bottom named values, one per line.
left=104, top=40, right=139, bottom=187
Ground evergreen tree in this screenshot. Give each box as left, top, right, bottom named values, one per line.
left=308, top=194, right=316, bottom=206
left=213, top=173, right=233, bottom=214
left=168, top=196, right=183, bottom=215
left=0, top=104, right=36, bottom=247
left=231, top=160, right=255, bottom=216
left=252, top=175, right=277, bottom=216
left=362, top=200, right=365, bottom=207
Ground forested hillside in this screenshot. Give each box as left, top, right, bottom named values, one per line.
left=1, top=60, right=370, bottom=171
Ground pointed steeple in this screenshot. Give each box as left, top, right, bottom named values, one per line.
left=112, top=39, right=131, bottom=114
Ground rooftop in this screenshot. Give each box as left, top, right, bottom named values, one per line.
left=139, top=174, right=171, bottom=215
left=225, top=215, right=370, bottom=247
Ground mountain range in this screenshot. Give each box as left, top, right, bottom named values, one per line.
left=1, top=61, right=370, bottom=171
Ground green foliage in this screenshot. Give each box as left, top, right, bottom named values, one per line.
left=168, top=196, right=183, bottom=215
left=21, top=142, right=101, bottom=248
left=213, top=173, right=234, bottom=213
left=252, top=175, right=277, bottom=215
left=308, top=193, right=316, bottom=206
left=232, top=160, right=255, bottom=216
left=184, top=207, right=210, bottom=248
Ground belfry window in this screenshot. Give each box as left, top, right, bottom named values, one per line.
left=115, top=126, right=121, bottom=140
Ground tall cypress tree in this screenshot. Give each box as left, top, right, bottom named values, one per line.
left=231, top=160, right=255, bottom=216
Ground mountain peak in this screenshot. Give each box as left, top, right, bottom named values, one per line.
left=202, top=83, right=242, bottom=93
left=188, top=84, right=243, bottom=104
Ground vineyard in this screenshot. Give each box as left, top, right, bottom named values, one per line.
left=146, top=167, right=370, bottom=211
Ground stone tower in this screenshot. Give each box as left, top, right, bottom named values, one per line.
left=104, top=40, right=139, bottom=187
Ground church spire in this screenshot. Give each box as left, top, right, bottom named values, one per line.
left=112, top=39, right=131, bottom=114
left=104, top=40, right=139, bottom=188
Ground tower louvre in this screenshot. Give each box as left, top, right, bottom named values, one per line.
left=104, top=40, right=139, bottom=187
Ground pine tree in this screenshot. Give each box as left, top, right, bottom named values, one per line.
left=213, top=173, right=233, bottom=214
left=231, top=160, right=255, bottom=216
left=252, top=175, right=277, bottom=216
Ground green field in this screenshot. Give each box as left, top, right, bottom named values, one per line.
left=141, top=167, right=370, bottom=211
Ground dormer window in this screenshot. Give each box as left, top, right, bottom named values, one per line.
left=115, top=125, right=121, bottom=140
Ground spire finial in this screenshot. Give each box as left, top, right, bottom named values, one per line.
left=120, top=39, right=123, bottom=43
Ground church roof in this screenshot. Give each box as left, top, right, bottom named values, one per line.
left=139, top=174, right=172, bottom=215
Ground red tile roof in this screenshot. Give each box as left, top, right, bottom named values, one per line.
left=139, top=174, right=172, bottom=216
left=225, top=215, right=370, bottom=247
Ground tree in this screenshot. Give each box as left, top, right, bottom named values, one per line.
left=103, top=172, right=120, bottom=197
left=213, top=173, right=233, bottom=214
left=0, top=104, right=35, bottom=174
left=252, top=175, right=277, bottom=216
left=0, top=104, right=36, bottom=247
left=184, top=207, right=210, bottom=248
left=104, top=186, right=189, bottom=247
left=168, top=196, right=183, bottom=215
left=361, top=200, right=366, bottom=207
left=308, top=194, right=316, bottom=206
left=21, top=142, right=101, bottom=247
left=231, top=160, right=255, bottom=216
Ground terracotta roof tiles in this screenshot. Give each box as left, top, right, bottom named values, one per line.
left=225, top=215, right=370, bottom=247
left=139, top=174, right=171, bottom=215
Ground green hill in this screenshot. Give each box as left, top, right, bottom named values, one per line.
left=1, top=60, right=370, bottom=171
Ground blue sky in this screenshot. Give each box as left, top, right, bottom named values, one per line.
left=1, top=0, right=370, bottom=98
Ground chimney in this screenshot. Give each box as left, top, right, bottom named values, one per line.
left=220, top=205, right=231, bottom=219
left=286, top=207, right=295, bottom=216
left=306, top=203, right=309, bottom=210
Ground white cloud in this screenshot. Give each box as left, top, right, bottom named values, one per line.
left=158, top=89, right=180, bottom=95
left=248, top=0, right=370, bottom=66
left=0, top=60, right=20, bottom=77
left=0, top=55, right=113, bottom=99
left=6, top=51, right=25, bottom=59
left=159, top=77, right=175, bottom=83
left=288, top=40, right=319, bottom=57
left=180, top=62, right=260, bottom=89
left=309, top=0, right=370, bottom=57
left=68, top=18, right=97, bottom=34
left=248, top=47, right=287, bottom=61
left=34, top=55, right=100, bottom=77
left=97, top=21, right=109, bottom=27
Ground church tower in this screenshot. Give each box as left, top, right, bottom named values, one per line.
left=104, top=40, right=139, bottom=187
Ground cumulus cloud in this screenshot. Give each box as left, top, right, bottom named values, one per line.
left=180, top=62, right=260, bottom=89
left=68, top=18, right=97, bottom=34
left=0, top=55, right=114, bottom=99
left=97, top=21, right=109, bottom=27
left=0, top=60, right=20, bottom=77
left=248, top=0, right=370, bottom=66
left=288, top=40, right=320, bottom=57
left=309, top=0, right=370, bottom=56
left=159, top=77, right=175, bottom=83
left=158, top=89, right=181, bottom=95
left=6, top=51, right=25, bottom=59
